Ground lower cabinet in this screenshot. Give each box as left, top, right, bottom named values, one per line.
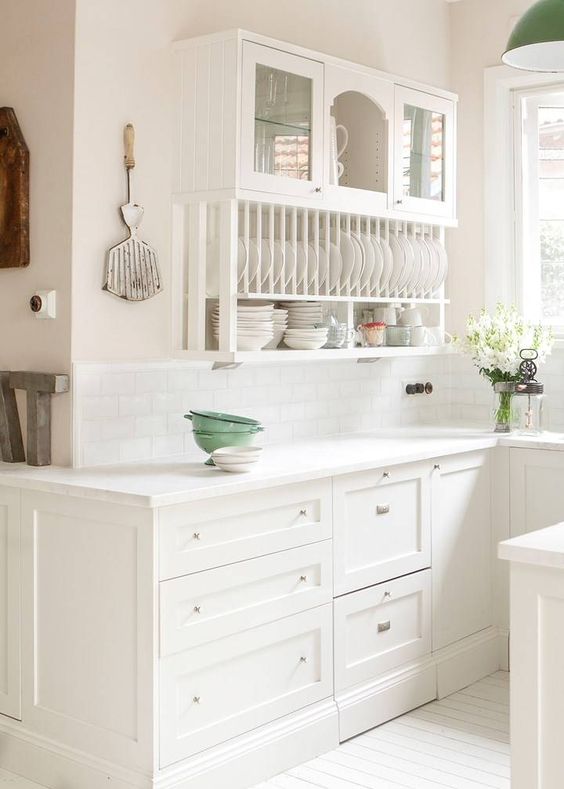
left=431, top=451, right=493, bottom=651
left=334, top=570, right=432, bottom=691
left=159, top=604, right=334, bottom=767
left=0, top=486, right=20, bottom=720
left=510, top=448, right=564, bottom=537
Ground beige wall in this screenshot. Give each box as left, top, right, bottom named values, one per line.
left=0, top=0, right=75, bottom=465
left=71, top=0, right=451, bottom=362
left=448, top=0, right=531, bottom=333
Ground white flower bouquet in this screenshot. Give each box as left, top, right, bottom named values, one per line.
left=459, top=304, right=554, bottom=430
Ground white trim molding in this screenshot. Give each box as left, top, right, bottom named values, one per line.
left=484, top=65, right=564, bottom=310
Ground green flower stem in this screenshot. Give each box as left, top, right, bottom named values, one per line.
left=496, top=391, right=513, bottom=429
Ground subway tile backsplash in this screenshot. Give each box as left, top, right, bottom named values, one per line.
left=72, top=353, right=564, bottom=467
left=73, top=357, right=458, bottom=467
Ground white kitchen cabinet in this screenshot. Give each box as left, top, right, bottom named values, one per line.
left=334, top=570, right=431, bottom=691
left=160, top=604, right=333, bottom=767
left=241, top=41, right=324, bottom=199
left=333, top=461, right=431, bottom=595
left=0, top=486, right=20, bottom=720
left=510, top=448, right=564, bottom=537
left=394, top=85, right=457, bottom=220
left=431, top=451, right=493, bottom=651
left=324, top=64, right=394, bottom=214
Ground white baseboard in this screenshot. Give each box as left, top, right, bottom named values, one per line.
left=435, top=626, right=504, bottom=698
left=0, top=700, right=339, bottom=789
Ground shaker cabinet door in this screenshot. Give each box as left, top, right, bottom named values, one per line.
left=394, top=85, right=456, bottom=220
left=0, top=486, right=20, bottom=720
left=432, top=451, right=492, bottom=651
left=509, top=448, right=564, bottom=538
left=240, top=40, right=324, bottom=199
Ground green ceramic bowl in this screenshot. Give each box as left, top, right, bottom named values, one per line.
left=185, top=410, right=262, bottom=433
left=192, top=428, right=263, bottom=459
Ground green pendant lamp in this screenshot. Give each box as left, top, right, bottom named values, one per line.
left=503, top=0, right=564, bottom=71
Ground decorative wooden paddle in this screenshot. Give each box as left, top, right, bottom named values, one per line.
left=0, top=108, right=29, bottom=268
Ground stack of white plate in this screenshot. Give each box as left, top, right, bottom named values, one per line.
left=211, top=446, right=263, bottom=473
left=283, top=327, right=329, bottom=350
left=211, top=301, right=274, bottom=351
left=280, top=301, right=324, bottom=329
left=264, top=308, right=289, bottom=350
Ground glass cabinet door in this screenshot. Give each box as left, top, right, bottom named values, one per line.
left=241, top=41, right=324, bottom=198
left=394, top=86, right=456, bottom=219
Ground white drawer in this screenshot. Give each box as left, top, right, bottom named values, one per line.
left=159, top=605, right=333, bottom=767
left=159, top=541, right=333, bottom=654
left=334, top=570, right=432, bottom=691
left=158, top=479, right=332, bottom=580
left=333, top=462, right=431, bottom=595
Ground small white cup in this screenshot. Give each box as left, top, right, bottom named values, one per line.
left=425, top=327, right=453, bottom=346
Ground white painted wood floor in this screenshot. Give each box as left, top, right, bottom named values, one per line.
left=0, top=672, right=510, bottom=789
left=254, top=671, right=510, bottom=789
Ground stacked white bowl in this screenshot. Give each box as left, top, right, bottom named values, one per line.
left=279, top=302, right=328, bottom=350
left=211, top=446, right=263, bottom=473
left=264, top=308, right=289, bottom=349
left=211, top=301, right=274, bottom=351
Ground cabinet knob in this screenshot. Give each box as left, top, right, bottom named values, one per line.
left=193, top=696, right=201, bottom=704
left=299, top=575, right=308, bottom=583
left=376, top=504, right=390, bottom=515
left=396, top=199, right=403, bottom=205
left=384, top=590, right=392, bottom=599
left=314, top=186, right=322, bottom=193
left=299, top=508, right=308, bottom=517
left=193, top=605, right=201, bottom=614
left=299, top=656, right=308, bottom=663
left=383, top=471, right=390, bottom=479
left=193, top=532, right=201, bottom=540
left=434, top=463, right=441, bottom=470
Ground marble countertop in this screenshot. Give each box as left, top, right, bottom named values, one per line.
left=499, top=523, right=564, bottom=569
left=1, top=426, right=563, bottom=508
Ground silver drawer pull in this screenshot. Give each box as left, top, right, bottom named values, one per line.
left=299, top=508, right=308, bottom=517
left=299, top=575, right=308, bottom=583
left=378, top=620, right=391, bottom=633
left=193, top=696, right=201, bottom=704
left=376, top=504, right=390, bottom=515
left=193, top=532, right=201, bottom=541
left=299, top=656, right=308, bottom=663
left=383, top=471, right=390, bottom=479
left=193, top=605, right=201, bottom=614
left=434, top=463, right=441, bottom=470
left=384, top=591, right=392, bottom=599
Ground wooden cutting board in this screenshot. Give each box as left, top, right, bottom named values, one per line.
left=0, top=107, right=29, bottom=268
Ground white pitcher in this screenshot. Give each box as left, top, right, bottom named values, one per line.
left=329, top=115, right=349, bottom=185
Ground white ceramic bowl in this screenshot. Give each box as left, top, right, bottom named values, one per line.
left=283, top=337, right=327, bottom=350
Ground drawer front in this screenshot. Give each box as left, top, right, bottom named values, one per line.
left=160, top=541, right=333, bottom=654
left=333, top=462, right=431, bottom=595
left=158, top=479, right=332, bottom=580
left=334, top=570, right=432, bottom=691
left=159, top=605, right=333, bottom=766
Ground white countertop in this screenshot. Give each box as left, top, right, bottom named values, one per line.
left=499, top=523, right=564, bottom=569
left=0, top=426, right=563, bottom=508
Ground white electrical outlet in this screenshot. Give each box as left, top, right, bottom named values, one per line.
left=30, top=290, right=56, bottom=319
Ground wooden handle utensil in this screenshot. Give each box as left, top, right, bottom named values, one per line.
left=124, top=123, right=135, bottom=169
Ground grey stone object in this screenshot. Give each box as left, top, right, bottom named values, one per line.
left=9, top=372, right=70, bottom=466
left=0, top=372, right=25, bottom=463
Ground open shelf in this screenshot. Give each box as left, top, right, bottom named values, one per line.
left=237, top=293, right=449, bottom=305
left=174, top=345, right=455, bottom=365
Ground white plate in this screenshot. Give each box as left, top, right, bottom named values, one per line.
left=412, top=237, right=429, bottom=293
left=325, top=242, right=342, bottom=291
left=236, top=300, right=274, bottom=309
left=348, top=234, right=364, bottom=292
left=237, top=335, right=272, bottom=351
left=206, top=238, right=247, bottom=296
left=213, top=446, right=263, bottom=458
left=212, top=461, right=257, bottom=473
left=271, top=240, right=285, bottom=290
left=421, top=236, right=439, bottom=292
left=283, top=337, right=327, bottom=350
left=334, top=234, right=355, bottom=292
left=387, top=234, right=405, bottom=293
left=395, top=234, right=415, bottom=293
left=378, top=235, right=394, bottom=294
left=283, top=242, right=297, bottom=288
left=429, top=236, right=448, bottom=292
left=353, top=233, right=375, bottom=293
left=404, top=235, right=422, bottom=294
left=295, top=244, right=307, bottom=288
left=369, top=236, right=384, bottom=296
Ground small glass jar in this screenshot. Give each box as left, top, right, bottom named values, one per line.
left=514, top=382, right=545, bottom=435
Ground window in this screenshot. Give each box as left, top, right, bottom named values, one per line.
left=516, top=88, right=564, bottom=329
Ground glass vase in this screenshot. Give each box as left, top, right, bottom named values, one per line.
left=492, top=382, right=517, bottom=433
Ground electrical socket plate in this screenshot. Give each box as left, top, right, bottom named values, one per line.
left=33, top=290, right=56, bottom=320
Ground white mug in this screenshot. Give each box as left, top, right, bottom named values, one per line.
left=373, top=306, right=397, bottom=325
left=426, top=327, right=453, bottom=346
left=399, top=306, right=428, bottom=327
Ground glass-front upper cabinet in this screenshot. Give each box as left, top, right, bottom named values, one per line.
left=394, top=86, right=456, bottom=219
left=241, top=41, right=324, bottom=198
